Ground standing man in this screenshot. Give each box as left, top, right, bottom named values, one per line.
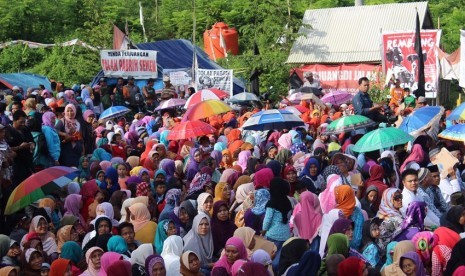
left=99, top=78, right=112, bottom=110
left=5, top=110, right=34, bottom=187
left=302, top=72, right=321, bottom=89
left=113, top=77, right=125, bottom=106
left=161, top=76, right=176, bottom=100
left=352, top=77, right=386, bottom=123
left=123, top=77, right=143, bottom=112
left=143, top=78, right=157, bottom=111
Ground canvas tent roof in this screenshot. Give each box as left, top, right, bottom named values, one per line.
left=92, top=39, right=246, bottom=93
left=287, top=1, right=434, bottom=64
left=0, top=73, right=51, bottom=91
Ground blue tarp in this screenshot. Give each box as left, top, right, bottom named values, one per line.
left=91, top=39, right=246, bottom=94
left=0, top=73, right=51, bottom=91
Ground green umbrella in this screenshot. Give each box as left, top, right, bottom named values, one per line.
left=324, top=115, right=376, bottom=135
left=353, top=127, right=414, bottom=152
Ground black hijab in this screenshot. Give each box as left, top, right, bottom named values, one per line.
left=267, top=177, right=292, bottom=223
left=440, top=206, right=465, bottom=234
left=278, top=238, right=309, bottom=275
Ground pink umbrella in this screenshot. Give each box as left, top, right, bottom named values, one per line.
left=184, top=89, right=229, bottom=108
left=155, top=98, right=186, bottom=110
left=321, top=90, right=353, bottom=106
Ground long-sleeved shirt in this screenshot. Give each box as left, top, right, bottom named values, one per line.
left=425, top=185, right=449, bottom=216
left=438, top=177, right=461, bottom=204
left=418, top=187, right=446, bottom=221
left=352, top=91, right=373, bottom=116
left=42, top=125, right=61, bottom=161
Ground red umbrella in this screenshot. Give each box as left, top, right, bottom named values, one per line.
left=167, top=120, right=217, bottom=140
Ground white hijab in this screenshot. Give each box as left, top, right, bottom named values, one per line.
left=161, top=235, right=183, bottom=276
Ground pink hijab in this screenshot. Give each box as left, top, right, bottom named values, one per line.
left=129, top=203, right=151, bottom=232
left=237, top=151, right=251, bottom=173
left=318, top=174, right=343, bottom=214
left=278, top=133, right=292, bottom=150
left=64, top=194, right=82, bottom=217
left=99, top=252, right=123, bottom=276
left=212, top=237, right=247, bottom=274
left=400, top=144, right=425, bottom=172
left=295, top=191, right=323, bottom=242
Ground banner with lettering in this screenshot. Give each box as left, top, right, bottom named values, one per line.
left=382, top=30, right=441, bottom=98
left=460, top=30, right=465, bottom=88
left=163, top=68, right=192, bottom=95
left=296, top=64, right=382, bottom=94
left=100, top=50, right=158, bottom=79
left=196, top=69, right=233, bottom=96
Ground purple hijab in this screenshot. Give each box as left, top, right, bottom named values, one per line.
left=401, top=201, right=426, bottom=231
left=400, top=251, right=427, bottom=276
left=64, top=194, right=82, bottom=216
left=211, top=150, right=222, bottom=167
left=160, top=159, right=176, bottom=182
left=42, top=111, right=56, bottom=128
left=186, top=148, right=200, bottom=181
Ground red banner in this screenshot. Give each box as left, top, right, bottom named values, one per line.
left=382, top=30, right=441, bottom=98
left=295, top=64, right=382, bottom=94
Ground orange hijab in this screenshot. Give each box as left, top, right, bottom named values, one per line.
left=221, top=149, right=233, bottom=169
left=227, top=129, right=241, bottom=146
left=334, top=185, right=356, bottom=218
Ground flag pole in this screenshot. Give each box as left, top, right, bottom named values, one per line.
left=192, top=0, right=198, bottom=91
left=139, top=2, right=148, bottom=42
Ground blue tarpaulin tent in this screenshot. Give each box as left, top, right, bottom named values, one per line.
left=0, top=73, right=51, bottom=91
left=91, top=39, right=246, bottom=94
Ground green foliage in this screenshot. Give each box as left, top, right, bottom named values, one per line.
left=0, top=0, right=463, bottom=93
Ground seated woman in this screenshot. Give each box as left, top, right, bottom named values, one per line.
left=377, top=188, right=404, bottom=251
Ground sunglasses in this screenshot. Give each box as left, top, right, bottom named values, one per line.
left=393, top=194, right=403, bottom=201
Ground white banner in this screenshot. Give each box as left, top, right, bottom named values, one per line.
left=196, top=69, right=233, bottom=97
left=100, top=50, right=157, bottom=79
left=460, top=30, right=465, bottom=88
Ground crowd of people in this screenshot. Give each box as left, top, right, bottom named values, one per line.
left=0, top=76, right=463, bottom=276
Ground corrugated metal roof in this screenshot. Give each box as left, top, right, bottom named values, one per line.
left=286, top=2, right=431, bottom=64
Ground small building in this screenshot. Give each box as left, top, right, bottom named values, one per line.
left=287, top=1, right=435, bottom=95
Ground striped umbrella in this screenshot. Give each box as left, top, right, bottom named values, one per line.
left=184, top=89, right=229, bottom=108
left=183, top=99, right=232, bottom=121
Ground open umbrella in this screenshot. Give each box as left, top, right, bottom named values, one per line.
left=321, top=91, right=353, bottom=106
left=184, top=89, right=229, bottom=108
left=281, top=106, right=302, bottom=116
left=183, top=99, right=232, bottom=121
left=297, top=86, right=323, bottom=96
left=438, top=124, right=465, bottom=142
left=324, top=115, right=376, bottom=135
left=353, top=127, right=414, bottom=152
left=155, top=98, right=186, bottom=111
left=99, top=106, right=131, bottom=121
left=284, top=93, right=326, bottom=108
left=167, top=120, right=216, bottom=140
left=229, top=92, right=260, bottom=103
left=5, top=166, right=80, bottom=215
left=398, top=106, right=444, bottom=136
left=242, top=109, right=305, bottom=131
left=447, top=102, right=465, bottom=121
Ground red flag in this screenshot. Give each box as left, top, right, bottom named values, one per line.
left=113, top=25, right=126, bottom=50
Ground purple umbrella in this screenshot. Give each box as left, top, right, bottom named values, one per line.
left=321, top=91, right=353, bottom=106
left=155, top=98, right=187, bottom=111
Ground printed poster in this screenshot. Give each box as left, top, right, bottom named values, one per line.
left=196, top=69, right=233, bottom=97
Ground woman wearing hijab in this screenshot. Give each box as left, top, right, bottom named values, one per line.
left=129, top=202, right=157, bottom=244
left=154, top=219, right=177, bottom=254
left=131, top=243, right=154, bottom=276
left=197, top=193, right=214, bottom=216
left=337, top=256, right=368, bottom=276
left=61, top=241, right=83, bottom=275
left=186, top=148, right=202, bottom=182
left=161, top=235, right=184, bottom=276
left=80, top=246, right=103, bottom=276
left=318, top=233, right=349, bottom=275
left=333, top=185, right=364, bottom=249
left=41, top=111, right=61, bottom=167
left=22, top=216, right=58, bottom=259
left=236, top=150, right=251, bottom=173
left=21, top=248, right=45, bottom=276
left=180, top=251, right=204, bottom=276
left=213, top=183, right=231, bottom=206
left=299, top=157, right=325, bottom=194
left=244, top=189, right=270, bottom=235
left=440, top=205, right=465, bottom=234
left=285, top=250, right=321, bottom=276
left=220, top=149, right=234, bottom=170
left=395, top=201, right=426, bottom=241
left=183, top=213, right=214, bottom=271
left=211, top=201, right=237, bottom=257
left=188, top=167, right=213, bottom=199
left=64, top=194, right=88, bottom=232
left=145, top=255, right=166, bottom=276
left=263, top=178, right=292, bottom=250
left=212, top=237, right=248, bottom=275
left=277, top=238, right=309, bottom=275
left=293, top=191, right=322, bottom=252
left=381, top=240, right=415, bottom=276
left=82, top=216, right=112, bottom=254
left=56, top=225, right=79, bottom=253
left=99, top=252, right=123, bottom=276
left=399, top=251, right=427, bottom=276
left=159, top=189, right=182, bottom=222
left=78, top=156, right=92, bottom=182
left=56, top=104, right=83, bottom=167
left=431, top=227, right=460, bottom=276
left=444, top=239, right=465, bottom=275
left=366, top=164, right=389, bottom=210
left=253, top=168, right=274, bottom=189
left=400, top=144, right=424, bottom=172
left=283, top=165, right=299, bottom=197
left=377, top=188, right=404, bottom=250
left=178, top=200, right=198, bottom=233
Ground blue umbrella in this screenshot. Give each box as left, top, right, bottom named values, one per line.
left=242, top=109, right=305, bottom=131
left=99, top=106, right=131, bottom=121
left=229, top=92, right=260, bottom=103
left=447, top=102, right=465, bottom=121
left=438, top=124, right=465, bottom=142
left=398, top=106, right=444, bottom=135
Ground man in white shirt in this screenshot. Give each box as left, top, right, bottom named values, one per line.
left=400, top=168, right=440, bottom=227
left=302, top=72, right=321, bottom=89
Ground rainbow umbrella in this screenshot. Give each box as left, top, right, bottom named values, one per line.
left=183, top=99, right=232, bottom=121
left=438, top=124, right=465, bottom=142
left=167, top=120, right=217, bottom=140
left=184, top=89, right=229, bottom=108
left=5, top=166, right=80, bottom=215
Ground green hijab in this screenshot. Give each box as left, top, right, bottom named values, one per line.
left=326, top=233, right=349, bottom=257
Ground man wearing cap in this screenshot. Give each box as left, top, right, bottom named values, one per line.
left=415, top=96, right=428, bottom=109
left=302, top=72, right=321, bottom=89
left=417, top=167, right=447, bottom=220
left=424, top=164, right=449, bottom=216
left=161, top=75, right=176, bottom=100
left=429, top=148, right=462, bottom=204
